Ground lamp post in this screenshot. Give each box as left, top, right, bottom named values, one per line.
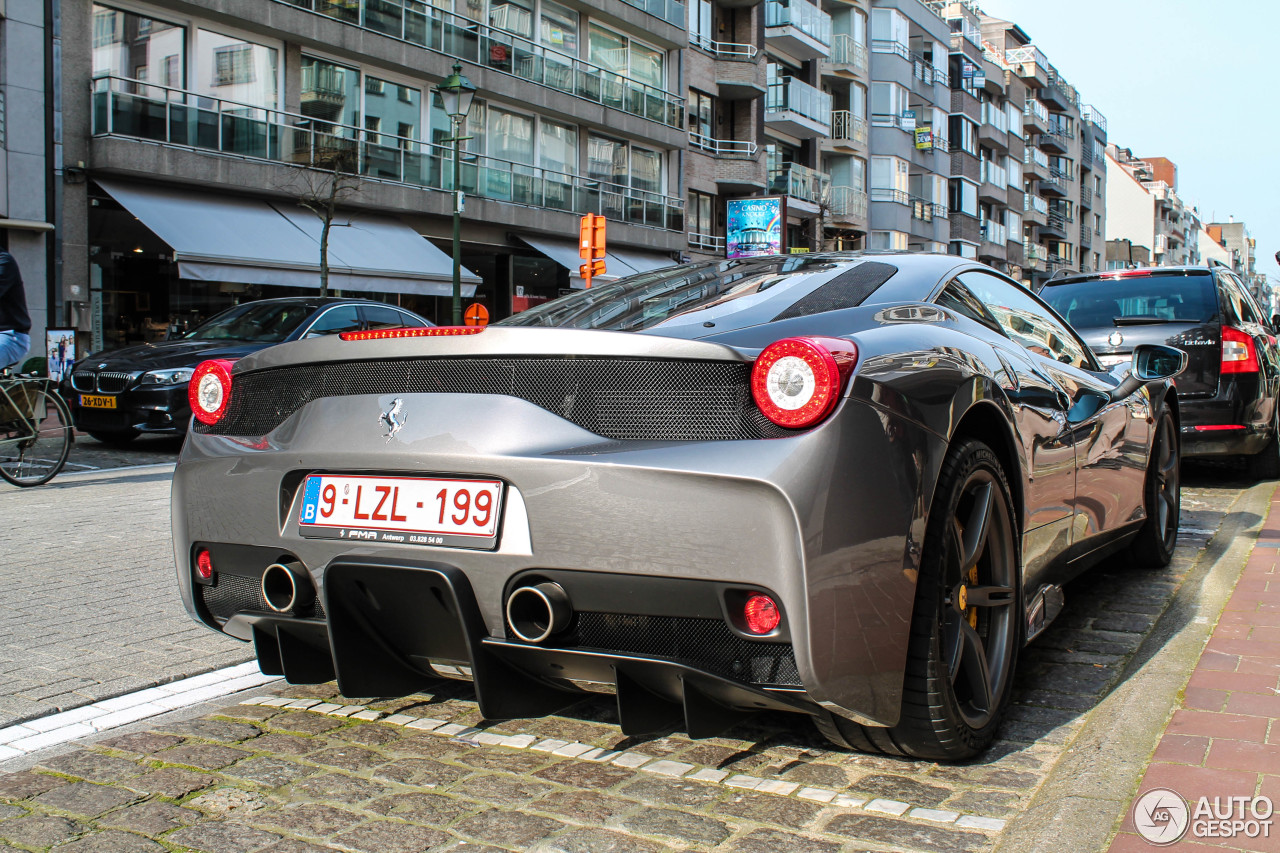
left=435, top=63, right=476, bottom=326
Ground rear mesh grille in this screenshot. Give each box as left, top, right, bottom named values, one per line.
left=195, top=357, right=788, bottom=441
left=570, top=612, right=801, bottom=687
left=199, top=573, right=326, bottom=622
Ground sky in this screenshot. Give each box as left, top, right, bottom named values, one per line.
left=975, top=0, right=1280, bottom=285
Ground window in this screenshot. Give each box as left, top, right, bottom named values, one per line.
left=199, top=31, right=277, bottom=108
left=869, top=231, right=908, bottom=250
left=301, top=56, right=359, bottom=129
left=871, top=155, right=909, bottom=194
left=538, top=120, right=577, bottom=174
left=490, top=0, right=533, bottom=39
left=1006, top=101, right=1022, bottom=139
left=365, top=77, right=385, bottom=95
left=362, top=304, right=410, bottom=330
left=540, top=0, right=578, bottom=52
left=588, top=134, right=663, bottom=194
left=949, top=179, right=977, bottom=217
left=365, top=75, right=420, bottom=145
left=960, top=271, right=1091, bottom=368
left=936, top=282, right=1002, bottom=334
left=691, top=0, right=713, bottom=48
left=488, top=108, right=534, bottom=165
left=870, top=81, right=908, bottom=123
left=688, top=190, right=715, bottom=236
left=689, top=90, right=714, bottom=138
left=92, top=4, right=186, bottom=92
left=949, top=115, right=977, bottom=155
left=588, top=25, right=664, bottom=89
left=304, top=306, right=363, bottom=337
left=871, top=8, right=909, bottom=47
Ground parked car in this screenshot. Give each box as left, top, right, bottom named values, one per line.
left=67, top=297, right=431, bottom=444
left=172, top=253, right=1185, bottom=760
left=1040, top=264, right=1280, bottom=476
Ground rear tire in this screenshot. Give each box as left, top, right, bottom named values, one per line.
left=1251, top=413, right=1280, bottom=481
left=87, top=429, right=139, bottom=447
left=1127, top=409, right=1180, bottom=568
left=822, top=438, right=1020, bottom=760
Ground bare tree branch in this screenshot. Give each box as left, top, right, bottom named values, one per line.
left=274, top=137, right=362, bottom=297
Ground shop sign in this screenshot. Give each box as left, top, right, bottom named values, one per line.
left=727, top=197, right=785, bottom=259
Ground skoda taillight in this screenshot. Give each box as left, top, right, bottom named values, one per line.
left=1221, top=327, right=1260, bottom=374
left=751, top=337, right=859, bottom=429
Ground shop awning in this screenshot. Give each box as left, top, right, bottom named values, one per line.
left=518, top=234, right=676, bottom=283
left=97, top=180, right=478, bottom=297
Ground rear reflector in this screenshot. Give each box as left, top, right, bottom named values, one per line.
left=339, top=326, right=484, bottom=341
left=1221, top=327, right=1259, bottom=374
left=195, top=549, right=214, bottom=580
left=1193, top=424, right=1246, bottom=431
left=743, top=593, right=781, bottom=635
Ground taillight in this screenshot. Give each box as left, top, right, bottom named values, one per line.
left=195, top=548, right=214, bottom=580
left=1221, top=327, right=1259, bottom=374
left=339, top=326, right=484, bottom=341
left=189, top=360, right=234, bottom=425
left=743, top=593, right=781, bottom=635
left=751, top=337, right=858, bottom=429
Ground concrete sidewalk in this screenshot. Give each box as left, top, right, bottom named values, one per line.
left=1109, top=489, right=1280, bottom=851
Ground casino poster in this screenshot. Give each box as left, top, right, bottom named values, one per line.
left=726, top=197, right=785, bottom=259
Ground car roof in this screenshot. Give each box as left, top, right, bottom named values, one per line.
left=1042, top=266, right=1221, bottom=287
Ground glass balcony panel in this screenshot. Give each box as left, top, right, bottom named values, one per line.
left=765, top=0, right=832, bottom=46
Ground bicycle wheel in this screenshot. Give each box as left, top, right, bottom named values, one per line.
left=0, top=387, right=73, bottom=487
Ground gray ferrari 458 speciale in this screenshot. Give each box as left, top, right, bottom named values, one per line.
left=173, top=252, right=1186, bottom=760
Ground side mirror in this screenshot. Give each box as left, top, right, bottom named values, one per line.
left=1107, top=344, right=1187, bottom=403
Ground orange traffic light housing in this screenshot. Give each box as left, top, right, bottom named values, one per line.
left=579, top=214, right=606, bottom=287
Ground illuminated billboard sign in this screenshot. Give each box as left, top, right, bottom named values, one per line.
left=726, top=197, right=785, bottom=259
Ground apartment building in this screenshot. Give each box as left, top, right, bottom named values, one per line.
left=978, top=14, right=1105, bottom=287
left=64, top=0, right=690, bottom=342
left=1, top=0, right=57, bottom=347
left=1207, top=219, right=1269, bottom=305
left=1106, top=147, right=1200, bottom=266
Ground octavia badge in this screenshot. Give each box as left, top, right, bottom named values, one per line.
left=379, top=398, right=406, bottom=441
left=1108, top=331, right=1124, bottom=348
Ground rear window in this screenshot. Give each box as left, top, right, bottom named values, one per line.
left=497, top=256, right=896, bottom=331
left=1041, top=272, right=1218, bottom=328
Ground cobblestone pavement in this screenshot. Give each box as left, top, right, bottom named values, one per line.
left=0, top=465, right=250, bottom=728
left=0, top=463, right=1262, bottom=851
left=62, top=433, right=183, bottom=474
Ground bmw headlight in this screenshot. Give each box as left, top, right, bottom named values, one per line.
left=141, top=367, right=195, bottom=385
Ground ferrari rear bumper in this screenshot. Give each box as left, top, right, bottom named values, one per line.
left=233, top=557, right=818, bottom=738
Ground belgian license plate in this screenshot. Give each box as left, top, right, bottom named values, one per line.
left=298, top=474, right=503, bottom=549
left=79, top=394, right=117, bottom=409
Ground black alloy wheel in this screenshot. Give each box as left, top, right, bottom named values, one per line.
left=819, top=439, right=1020, bottom=760
left=1252, top=410, right=1280, bottom=481
left=1128, top=409, right=1180, bottom=568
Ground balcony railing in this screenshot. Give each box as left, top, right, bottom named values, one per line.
left=1025, top=194, right=1049, bottom=215
left=981, top=221, right=1008, bottom=244
left=689, top=133, right=757, bottom=157
left=1081, top=225, right=1093, bottom=246
left=1048, top=205, right=1074, bottom=223
left=92, top=75, right=683, bottom=231
left=765, top=0, right=833, bottom=47
left=1025, top=147, right=1050, bottom=169
left=911, top=53, right=947, bottom=87
left=828, top=185, right=868, bottom=220
left=1082, top=104, right=1108, bottom=132
left=871, top=39, right=911, bottom=62
left=830, top=110, right=868, bottom=146
left=870, top=187, right=909, bottom=205
left=689, top=232, right=726, bottom=252
left=1081, top=185, right=1093, bottom=208
left=981, top=101, right=1009, bottom=134
left=1024, top=97, right=1049, bottom=124
left=690, top=34, right=758, bottom=59
left=1006, top=45, right=1049, bottom=71
left=276, top=0, right=682, bottom=127
left=618, top=0, right=685, bottom=27
left=1049, top=165, right=1073, bottom=184
left=766, top=77, right=833, bottom=125
left=911, top=197, right=933, bottom=223
left=768, top=162, right=831, bottom=205
left=981, top=160, right=1007, bottom=186
left=828, top=34, right=869, bottom=74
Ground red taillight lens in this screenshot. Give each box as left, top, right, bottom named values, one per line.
left=1221, top=327, right=1259, bottom=374
left=751, top=337, right=858, bottom=429
left=339, top=326, right=484, bottom=341
left=195, top=549, right=214, bottom=580
left=189, top=359, right=234, bottom=425
left=743, top=593, right=781, bottom=635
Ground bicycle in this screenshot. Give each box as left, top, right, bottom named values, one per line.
left=0, top=368, right=74, bottom=487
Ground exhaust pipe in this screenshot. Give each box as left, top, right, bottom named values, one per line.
left=506, top=582, right=572, bottom=643
left=261, top=561, right=315, bottom=614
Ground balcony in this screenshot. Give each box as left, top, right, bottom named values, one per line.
left=697, top=40, right=766, bottom=100
left=278, top=0, right=683, bottom=127
left=1040, top=211, right=1067, bottom=239
left=765, top=77, right=833, bottom=137
left=1023, top=97, right=1050, bottom=131
left=1049, top=165, right=1073, bottom=186
left=1037, top=129, right=1068, bottom=154
left=1024, top=146, right=1050, bottom=175
left=1081, top=225, right=1094, bottom=247
left=1038, top=176, right=1066, bottom=198
left=824, top=110, right=868, bottom=152
left=618, top=0, right=686, bottom=26
left=1080, top=185, right=1094, bottom=210
left=1080, top=141, right=1094, bottom=171
left=768, top=162, right=831, bottom=213
left=871, top=39, right=912, bottom=64
left=91, top=75, right=683, bottom=231
left=821, top=33, right=869, bottom=79
left=1025, top=193, right=1049, bottom=215
left=765, top=0, right=833, bottom=61
left=911, top=53, right=948, bottom=92
left=1082, top=104, right=1108, bottom=133
left=689, top=232, right=726, bottom=253
left=828, top=185, right=868, bottom=225
left=690, top=135, right=768, bottom=193
left=1006, top=45, right=1050, bottom=85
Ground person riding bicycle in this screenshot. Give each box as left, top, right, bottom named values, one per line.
left=0, top=249, right=31, bottom=371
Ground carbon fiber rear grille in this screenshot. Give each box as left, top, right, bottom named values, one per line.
left=195, top=357, right=788, bottom=441
left=570, top=612, right=801, bottom=687
left=199, top=573, right=326, bottom=622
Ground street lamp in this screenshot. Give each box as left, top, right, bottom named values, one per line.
left=435, top=63, right=476, bottom=326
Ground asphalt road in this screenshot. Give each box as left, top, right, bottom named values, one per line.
left=0, top=441, right=1269, bottom=851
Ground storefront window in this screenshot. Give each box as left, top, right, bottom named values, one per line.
left=92, top=4, right=186, bottom=95
left=197, top=31, right=278, bottom=110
